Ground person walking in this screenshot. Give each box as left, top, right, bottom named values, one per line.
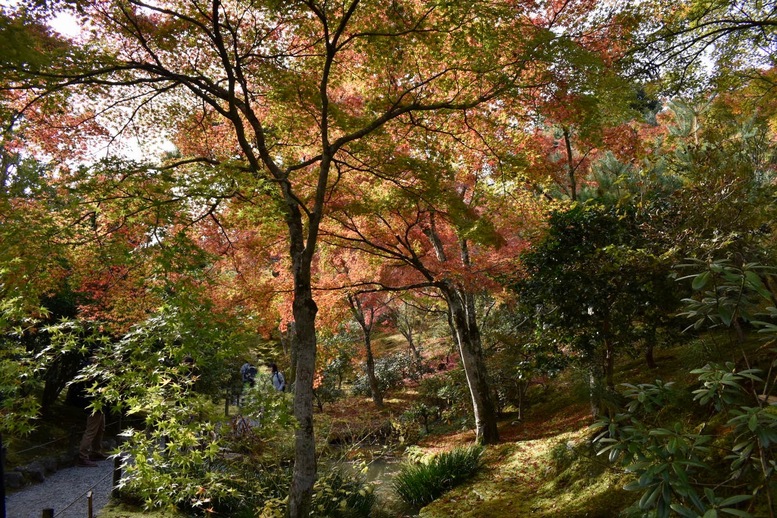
left=240, top=361, right=258, bottom=387
left=270, top=363, right=286, bottom=392
left=67, top=368, right=107, bottom=467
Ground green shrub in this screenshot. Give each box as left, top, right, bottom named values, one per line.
left=592, top=361, right=777, bottom=518
left=261, top=463, right=375, bottom=517
left=416, top=369, right=472, bottom=424
left=393, top=445, right=484, bottom=507
left=401, top=402, right=440, bottom=434
left=351, top=352, right=413, bottom=397
left=312, top=466, right=376, bottom=517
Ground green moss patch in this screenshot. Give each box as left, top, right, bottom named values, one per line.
left=419, top=429, right=633, bottom=518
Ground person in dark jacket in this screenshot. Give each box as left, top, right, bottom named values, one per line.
left=67, top=364, right=107, bottom=467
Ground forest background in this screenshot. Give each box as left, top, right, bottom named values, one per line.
left=1, top=0, right=777, bottom=517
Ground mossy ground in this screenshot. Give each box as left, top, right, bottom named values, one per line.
left=413, top=332, right=771, bottom=517
left=417, top=428, right=632, bottom=518
left=98, top=501, right=186, bottom=518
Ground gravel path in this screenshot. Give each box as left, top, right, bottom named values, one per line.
left=5, top=458, right=115, bottom=518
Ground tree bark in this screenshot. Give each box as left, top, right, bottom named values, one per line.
left=425, top=215, right=499, bottom=444
left=348, top=294, right=383, bottom=408
left=287, top=251, right=317, bottom=518
left=604, top=337, right=615, bottom=391
left=588, top=368, right=600, bottom=419
left=404, top=331, right=423, bottom=371
left=283, top=162, right=323, bottom=518
left=645, top=327, right=657, bottom=369
left=395, top=306, right=423, bottom=369
left=288, top=291, right=316, bottom=518
left=563, top=126, right=578, bottom=202
left=443, top=283, right=499, bottom=444
left=364, top=333, right=383, bottom=408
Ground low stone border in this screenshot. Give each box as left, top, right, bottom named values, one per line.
left=5, top=450, right=78, bottom=490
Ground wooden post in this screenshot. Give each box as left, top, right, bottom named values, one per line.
left=112, top=455, right=121, bottom=497
left=87, top=490, right=93, bottom=518
left=41, top=510, right=54, bottom=518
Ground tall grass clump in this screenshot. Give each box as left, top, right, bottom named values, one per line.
left=393, top=444, right=484, bottom=507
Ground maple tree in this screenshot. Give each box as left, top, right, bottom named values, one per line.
left=313, top=244, right=391, bottom=409
left=386, top=294, right=445, bottom=369
left=5, top=0, right=739, bottom=515
left=322, top=120, right=543, bottom=443
left=346, top=291, right=389, bottom=408
left=521, top=30, right=645, bottom=201
left=2, top=0, right=570, bottom=512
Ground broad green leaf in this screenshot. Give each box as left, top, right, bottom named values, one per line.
left=692, top=271, right=711, bottom=290
left=718, top=495, right=751, bottom=507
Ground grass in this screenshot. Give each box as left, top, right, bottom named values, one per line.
left=393, top=444, right=484, bottom=508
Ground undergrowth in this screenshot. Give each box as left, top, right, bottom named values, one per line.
left=393, top=444, right=484, bottom=508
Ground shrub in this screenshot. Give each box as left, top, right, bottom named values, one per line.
left=313, top=358, right=346, bottom=411
left=116, top=373, right=296, bottom=515
left=592, top=361, right=777, bottom=518
left=393, top=445, right=484, bottom=507
left=416, top=369, right=472, bottom=425
left=351, top=352, right=412, bottom=397
left=261, top=463, right=375, bottom=517
left=401, top=402, right=440, bottom=434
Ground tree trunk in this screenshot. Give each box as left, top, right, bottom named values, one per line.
left=284, top=180, right=320, bottom=518
left=588, top=368, right=600, bottom=419
left=443, top=284, right=499, bottom=444
left=364, top=334, right=383, bottom=408
left=563, top=126, right=577, bottom=202
left=407, top=333, right=423, bottom=369
left=398, top=322, right=423, bottom=372
left=645, top=327, right=657, bottom=369
left=348, top=294, right=383, bottom=408
left=517, top=380, right=528, bottom=420
left=287, top=270, right=317, bottom=518
left=604, top=338, right=615, bottom=390
left=426, top=216, right=498, bottom=444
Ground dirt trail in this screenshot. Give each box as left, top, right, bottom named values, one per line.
left=5, top=458, right=114, bottom=518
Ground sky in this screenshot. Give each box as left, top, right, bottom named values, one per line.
left=0, top=0, right=177, bottom=162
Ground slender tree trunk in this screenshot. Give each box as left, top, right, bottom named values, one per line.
left=563, top=126, right=577, bottom=201
left=645, top=327, right=657, bottom=369
left=399, top=324, right=423, bottom=369
left=284, top=174, right=321, bottom=518
left=443, top=284, right=499, bottom=444
left=364, top=334, right=383, bottom=408
left=348, top=294, right=383, bottom=408
left=517, top=380, right=528, bottom=420
left=588, top=368, right=600, bottom=419
left=604, top=339, right=615, bottom=390
left=425, top=214, right=498, bottom=444
left=288, top=263, right=317, bottom=518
